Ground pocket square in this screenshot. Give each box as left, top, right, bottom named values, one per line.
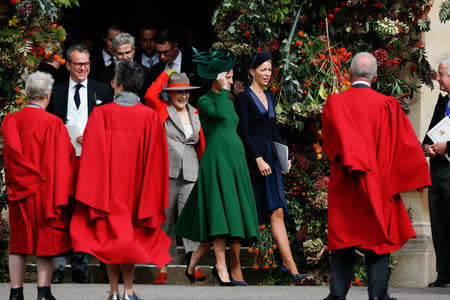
left=96, top=100, right=103, bottom=105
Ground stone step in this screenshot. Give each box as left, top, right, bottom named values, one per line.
left=26, top=246, right=256, bottom=266
left=25, top=264, right=267, bottom=285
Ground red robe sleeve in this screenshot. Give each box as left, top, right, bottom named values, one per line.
left=322, top=93, right=371, bottom=174
left=1, top=113, right=45, bottom=200
left=136, top=113, right=170, bottom=229
left=74, top=108, right=111, bottom=220
left=40, top=119, right=76, bottom=228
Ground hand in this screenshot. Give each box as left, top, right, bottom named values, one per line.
left=216, top=72, right=230, bottom=90
left=165, top=68, right=178, bottom=77
left=76, top=135, right=83, bottom=145
left=424, top=144, right=436, bottom=157
left=281, top=160, right=292, bottom=175
left=431, top=142, right=447, bottom=156
left=256, top=157, right=272, bottom=176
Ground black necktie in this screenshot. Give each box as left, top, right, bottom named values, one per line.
left=110, top=57, right=115, bottom=67
left=74, top=83, right=82, bottom=109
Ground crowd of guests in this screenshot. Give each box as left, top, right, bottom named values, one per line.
left=2, top=23, right=450, bottom=300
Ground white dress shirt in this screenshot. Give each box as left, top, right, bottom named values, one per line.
left=352, top=80, right=371, bottom=87
left=66, top=77, right=89, bottom=134
left=102, top=49, right=116, bottom=67
left=141, top=53, right=159, bottom=68
left=164, top=51, right=182, bottom=73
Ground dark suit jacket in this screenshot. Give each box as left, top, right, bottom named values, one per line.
left=89, top=51, right=115, bottom=86
left=422, top=93, right=450, bottom=166
left=48, top=78, right=114, bottom=124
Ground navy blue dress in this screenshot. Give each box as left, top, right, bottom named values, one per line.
left=235, top=88, right=288, bottom=225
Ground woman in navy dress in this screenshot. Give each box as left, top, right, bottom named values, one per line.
left=235, top=51, right=305, bottom=283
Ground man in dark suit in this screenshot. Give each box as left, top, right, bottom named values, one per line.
left=134, top=24, right=159, bottom=72
left=147, top=28, right=202, bottom=106
left=47, top=43, right=114, bottom=284
left=322, top=52, right=431, bottom=300
left=422, top=57, right=450, bottom=288
left=89, top=24, right=123, bottom=85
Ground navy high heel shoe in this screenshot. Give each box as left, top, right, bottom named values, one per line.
left=280, top=264, right=307, bottom=284
left=228, top=267, right=248, bottom=286
left=211, top=267, right=235, bottom=286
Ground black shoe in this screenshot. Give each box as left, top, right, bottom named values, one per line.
left=184, top=251, right=195, bottom=284
left=37, top=286, right=56, bottom=300
left=428, top=279, right=450, bottom=287
left=323, top=294, right=346, bottom=300
left=211, top=267, right=235, bottom=286
left=9, top=287, right=24, bottom=300
left=384, top=294, right=398, bottom=300
left=51, top=270, right=64, bottom=284
left=71, top=269, right=91, bottom=283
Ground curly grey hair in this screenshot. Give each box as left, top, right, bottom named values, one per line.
left=112, top=32, right=135, bottom=51
left=25, top=71, right=54, bottom=101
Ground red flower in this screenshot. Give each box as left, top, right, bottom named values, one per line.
left=335, top=7, right=340, bottom=13
left=339, top=1, right=345, bottom=7
left=245, top=30, right=250, bottom=37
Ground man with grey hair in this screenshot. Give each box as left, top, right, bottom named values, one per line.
left=2, top=71, right=75, bottom=300
left=47, top=43, right=114, bottom=284
left=322, top=52, right=431, bottom=300
left=422, top=57, right=450, bottom=288
left=112, top=32, right=136, bottom=62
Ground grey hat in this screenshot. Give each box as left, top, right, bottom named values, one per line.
left=162, top=73, right=200, bottom=91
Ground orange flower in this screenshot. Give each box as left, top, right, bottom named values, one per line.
left=263, top=265, right=269, bottom=269
left=355, top=278, right=360, bottom=283
left=317, top=154, right=323, bottom=159
left=272, top=264, right=277, bottom=268
left=248, top=248, right=254, bottom=253
left=59, top=58, right=66, bottom=65
left=15, top=99, right=20, bottom=104
left=308, top=41, right=312, bottom=46
left=298, top=31, right=303, bottom=37
left=268, top=249, right=273, bottom=254
left=241, top=10, right=247, bottom=14
left=267, top=260, right=272, bottom=264
left=253, top=265, right=259, bottom=270
left=53, top=54, right=60, bottom=61
left=255, top=248, right=259, bottom=255
left=315, top=148, right=321, bottom=153
left=272, top=244, right=277, bottom=249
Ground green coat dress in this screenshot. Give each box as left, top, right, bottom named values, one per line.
left=174, top=89, right=259, bottom=242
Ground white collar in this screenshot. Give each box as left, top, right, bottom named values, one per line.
left=102, top=49, right=115, bottom=65
left=69, top=77, right=88, bottom=89
left=352, top=80, right=371, bottom=87
left=170, top=50, right=182, bottom=67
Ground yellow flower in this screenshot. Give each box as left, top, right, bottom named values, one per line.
left=9, top=16, right=19, bottom=27
left=317, top=153, right=323, bottom=159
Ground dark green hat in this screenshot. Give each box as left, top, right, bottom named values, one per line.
left=192, top=47, right=236, bottom=80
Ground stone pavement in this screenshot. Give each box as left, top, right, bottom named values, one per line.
left=1, top=284, right=449, bottom=300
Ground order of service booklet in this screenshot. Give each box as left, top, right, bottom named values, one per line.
left=426, top=115, right=450, bottom=162
left=273, top=141, right=289, bottom=173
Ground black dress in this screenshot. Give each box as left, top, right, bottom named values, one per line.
left=235, top=88, right=288, bottom=225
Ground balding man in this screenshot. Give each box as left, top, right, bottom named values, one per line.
left=422, top=57, right=450, bottom=288
left=321, top=52, right=431, bottom=300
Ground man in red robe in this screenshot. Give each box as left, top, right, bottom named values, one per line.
left=2, top=71, right=75, bottom=300
left=321, top=52, right=431, bottom=300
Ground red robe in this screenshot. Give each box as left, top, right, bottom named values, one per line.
left=1, top=107, right=75, bottom=255
left=70, top=102, right=172, bottom=266
left=144, top=71, right=206, bottom=159
left=322, top=87, right=431, bottom=254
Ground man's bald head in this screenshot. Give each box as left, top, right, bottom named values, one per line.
left=350, top=52, right=378, bottom=82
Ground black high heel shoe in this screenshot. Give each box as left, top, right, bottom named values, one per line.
left=185, top=251, right=196, bottom=284
left=211, top=267, right=235, bottom=286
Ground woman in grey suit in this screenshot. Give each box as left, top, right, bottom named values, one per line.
left=144, top=69, right=207, bottom=284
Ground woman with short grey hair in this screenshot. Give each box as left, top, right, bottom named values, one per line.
left=3, top=71, right=75, bottom=300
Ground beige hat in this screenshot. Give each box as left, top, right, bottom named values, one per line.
left=162, top=73, right=201, bottom=91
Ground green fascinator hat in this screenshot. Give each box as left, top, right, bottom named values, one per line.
left=192, top=47, right=236, bottom=80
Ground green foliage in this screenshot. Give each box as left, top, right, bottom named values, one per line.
left=440, top=1, right=450, bottom=23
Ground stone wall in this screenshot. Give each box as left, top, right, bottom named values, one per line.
left=390, top=0, right=450, bottom=287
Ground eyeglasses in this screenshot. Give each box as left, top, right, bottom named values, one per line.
left=70, top=61, right=90, bottom=68
left=157, top=46, right=174, bottom=56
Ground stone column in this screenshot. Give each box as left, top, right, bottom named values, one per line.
left=390, top=0, right=450, bottom=287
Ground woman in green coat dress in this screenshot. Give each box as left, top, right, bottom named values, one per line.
left=174, top=49, right=259, bottom=286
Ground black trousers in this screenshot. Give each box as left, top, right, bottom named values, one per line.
left=428, top=162, right=450, bottom=281
left=330, top=247, right=389, bottom=298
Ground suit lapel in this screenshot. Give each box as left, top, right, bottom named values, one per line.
left=167, top=105, right=185, bottom=137
left=60, top=79, right=70, bottom=123
left=187, top=104, right=200, bottom=140
left=87, top=79, right=96, bottom=116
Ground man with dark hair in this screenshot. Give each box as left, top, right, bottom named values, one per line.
left=322, top=52, right=431, bottom=300
left=90, top=24, right=123, bottom=85
left=147, top=28, right=201, bottom=105
left=47, top=43, right=114, bottom=284
left=135, top=24, right=159, bottom=71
